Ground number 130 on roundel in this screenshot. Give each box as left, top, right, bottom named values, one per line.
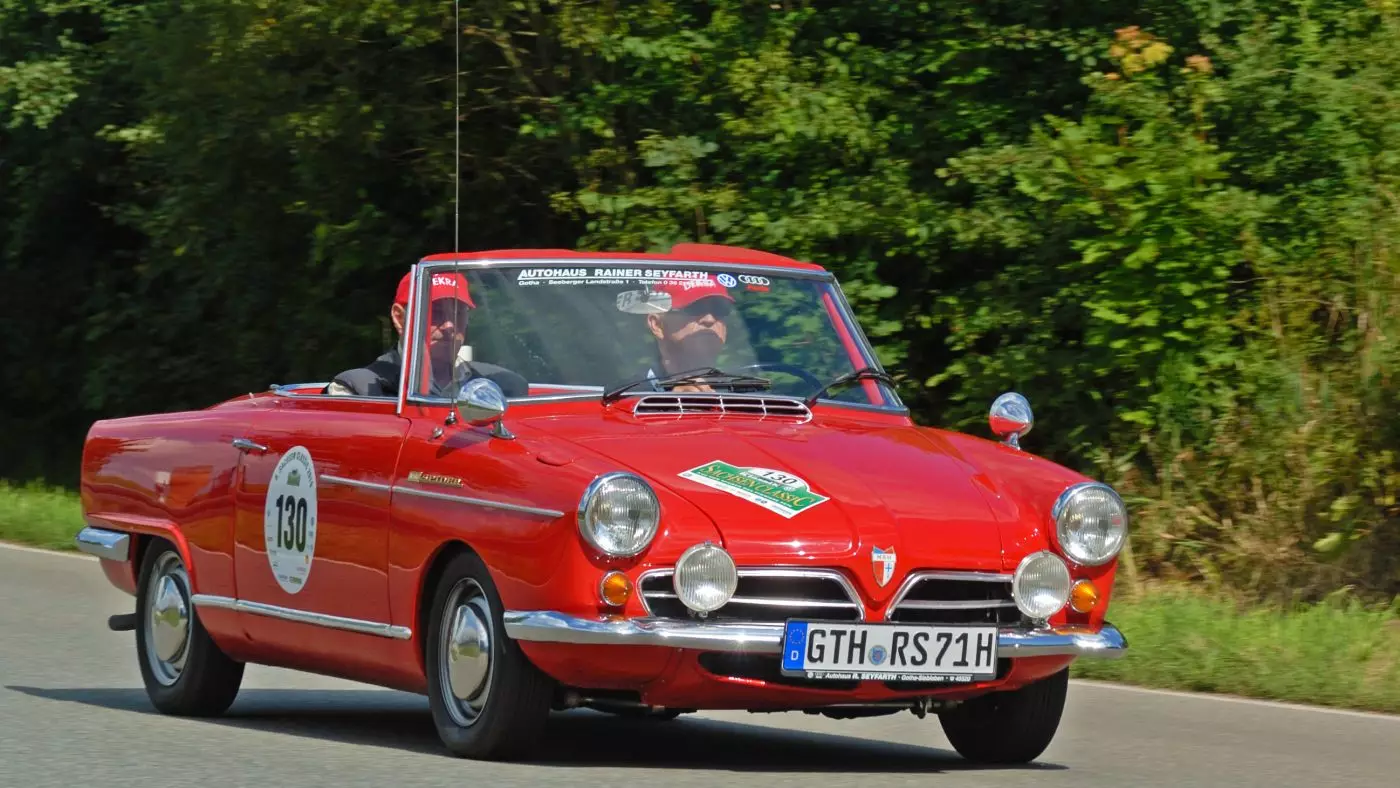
left=263, top=445, right=319, bottom=595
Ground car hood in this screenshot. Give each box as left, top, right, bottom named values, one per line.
left=517, top=410, right=1027, bottom=577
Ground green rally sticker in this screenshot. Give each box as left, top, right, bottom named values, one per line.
left=679, top=460, right=829, bottom=519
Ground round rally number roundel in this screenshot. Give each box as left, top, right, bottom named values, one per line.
left=263, top=446, right=318, bottom=594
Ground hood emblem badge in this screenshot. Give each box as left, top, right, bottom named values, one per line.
left=871, top=546, right=896, bottom=588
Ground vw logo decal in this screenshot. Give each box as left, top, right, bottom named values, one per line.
left=717, top=273, right=738, bottom=288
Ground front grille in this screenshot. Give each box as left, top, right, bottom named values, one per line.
left=640, top=568, right=863, bottom=622
left=631, top=393, right=812, bottom=421
left=885, top=571, right=1023, bottom=626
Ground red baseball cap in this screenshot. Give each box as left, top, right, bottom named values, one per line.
left=652, top=274, right=735, bottom=311
left=394, top=270, right=475, bottom=309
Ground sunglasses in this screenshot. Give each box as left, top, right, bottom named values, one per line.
left=679, top=298, right=733, bottom=319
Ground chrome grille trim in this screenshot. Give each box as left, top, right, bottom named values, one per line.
left=886, top=570, right=1019, bottom=624
left=631, top=393, right=812, bottom=421
left=639, top=567, right=864, bottom=620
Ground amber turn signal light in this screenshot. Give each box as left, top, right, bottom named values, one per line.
left=599, top=571, right=632, bottom=607
left=1070, top=579, right=1100, bottom=613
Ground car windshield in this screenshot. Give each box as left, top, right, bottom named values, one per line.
left=402, top=260, right=899, bottom=408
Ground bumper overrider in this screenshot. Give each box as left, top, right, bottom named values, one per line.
left=502, top=611, right=1128, bottom=659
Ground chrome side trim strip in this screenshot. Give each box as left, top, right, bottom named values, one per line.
left=191, top=595, right=412, bottom=640
left=319, top=475, right=392, bottom=493
left=502, top=611, right=1128, bottom=660
left=75, top=526, right=130, bottom=561
left=393, top=484, right=565, bottom=518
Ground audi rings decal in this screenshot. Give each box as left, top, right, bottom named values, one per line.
left=739, top=275, right=770, bottom=286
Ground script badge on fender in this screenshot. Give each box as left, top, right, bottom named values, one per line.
left=872, top=546, right=896, bottom=587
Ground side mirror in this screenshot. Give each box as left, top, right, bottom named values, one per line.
left=453, top=377, right=512, bottom=438
left=988, top=392, right=1033, bottom=449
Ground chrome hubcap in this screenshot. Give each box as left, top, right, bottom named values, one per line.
left=438, top=578, right=493, bottom=727
left=143, top=552, right=192, bottom=686
left=151, top=575, right=189, bottom=662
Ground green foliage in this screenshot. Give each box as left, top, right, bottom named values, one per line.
left=3, top=0, right=1399, bottom=600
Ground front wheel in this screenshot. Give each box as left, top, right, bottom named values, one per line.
left=135, top=542, right=245, bottom=716
left=424, top=551, right=555, bottom=759
left=938, top=668, right=1069, bottom=764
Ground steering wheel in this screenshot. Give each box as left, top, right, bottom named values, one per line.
left=730, top=362, right=824, bottom=391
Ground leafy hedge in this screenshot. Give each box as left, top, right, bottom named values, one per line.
left=3, top=1, right=1397, bottom=603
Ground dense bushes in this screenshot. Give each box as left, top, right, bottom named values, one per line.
left=2, top=1, right=1397, bottom=602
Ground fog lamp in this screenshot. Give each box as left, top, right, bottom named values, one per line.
left=673, top=542, right=737, bottom=614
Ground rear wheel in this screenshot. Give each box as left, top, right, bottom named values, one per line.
left=424, top=550, right=555, bottom=759
left=938, top=668, right=1069, bottom=764
left=135, top=542, right=245, bottom=716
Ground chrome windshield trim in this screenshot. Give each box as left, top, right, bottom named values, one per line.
left=191, top=595, right=412, bottom=640
left=319, top=475, right=392, bottom=493
left=75, top=526, right=130, bottom=561
left=502, top=611, right=1128, bottom=659
left=393, top=483, right=565, bottom=518
left=417, top=256, right=837, bottom=282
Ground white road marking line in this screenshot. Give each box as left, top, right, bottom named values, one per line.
left=1071, top=679, right=1400, bottom=721
left=0, top=540, right=95, bottom=560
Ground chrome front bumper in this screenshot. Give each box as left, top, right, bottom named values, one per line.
left=502, top=611, right=1128, bottom=659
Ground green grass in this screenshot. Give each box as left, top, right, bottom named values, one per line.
left=1, top=481, right=1396, bottom=713
left=0, top=480, right=83, bottom=551
left=1075, top=583, right=1400, bottom=714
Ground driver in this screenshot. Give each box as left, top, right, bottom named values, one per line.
left=642, top=275, right=735, bottom=391
left=326, top=269, right=526, bottom=398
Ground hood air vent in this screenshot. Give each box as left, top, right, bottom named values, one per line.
left=631, top=393, right=812, bottom=421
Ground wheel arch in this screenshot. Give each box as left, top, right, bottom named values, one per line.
left=414, top=539, right=478, bottom=671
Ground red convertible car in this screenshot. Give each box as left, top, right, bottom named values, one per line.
left=75, top=244, right=1127, bottom=764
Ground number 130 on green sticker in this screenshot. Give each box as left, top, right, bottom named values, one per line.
left=781, top=621, right=998, bottom=682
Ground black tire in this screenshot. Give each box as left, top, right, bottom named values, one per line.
left=938, top=668, right=1069, bottom=764
left=134, top=542, right=245, bottom=716
left=424, top=550, right=555, bottom=760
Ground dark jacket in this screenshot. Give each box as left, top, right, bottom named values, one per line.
left=326, top=346, right=528, bottom=399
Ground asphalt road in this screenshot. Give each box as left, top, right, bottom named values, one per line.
left=3, top=543, right=1398, bottom=788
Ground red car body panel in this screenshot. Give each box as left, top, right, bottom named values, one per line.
left=76, top=246, right=1127, bottom=712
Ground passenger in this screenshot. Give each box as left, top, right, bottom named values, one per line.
left=327, top=270, right=526, bottom=398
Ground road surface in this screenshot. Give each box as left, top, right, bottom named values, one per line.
left=3, top=542, right=1397, bottom=788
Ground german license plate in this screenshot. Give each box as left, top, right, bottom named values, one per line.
left=780, top=621, right=998, bottom=682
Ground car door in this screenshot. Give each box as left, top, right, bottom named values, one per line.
left=230, top=395, right=410, bottom=660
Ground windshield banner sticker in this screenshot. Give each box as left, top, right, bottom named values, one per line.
left=679, top=460, right=830, bottom=518
left=516, top=267, right=719, bottom=287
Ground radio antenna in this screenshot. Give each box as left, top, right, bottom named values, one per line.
left=453, top=0, right=461, bottom=259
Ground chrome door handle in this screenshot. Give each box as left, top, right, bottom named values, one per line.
left=232, top=438, right=268, bottom=453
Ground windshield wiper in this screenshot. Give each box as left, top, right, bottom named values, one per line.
left=805, top=366, right=897, bottom=406
left=601, top=366, right=773, bottom=405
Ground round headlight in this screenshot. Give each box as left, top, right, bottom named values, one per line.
left=1012, top=551, right=1072, bottom=621
left=1051, top=482, right=1128, bottom=566
left=673, top=542, right=737, bottom=614
left=577, top=472, right=661, bottom=557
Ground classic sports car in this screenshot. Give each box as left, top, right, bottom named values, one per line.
left=74, top=244, right=1127, bottom=764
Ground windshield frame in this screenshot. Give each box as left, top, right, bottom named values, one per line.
left=395, top=256, right=905, bottom=415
